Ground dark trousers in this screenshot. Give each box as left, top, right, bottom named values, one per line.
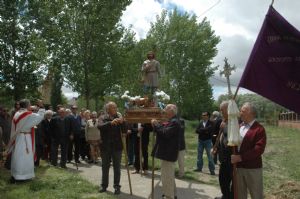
left=101, top=148, right=122, bottom=189
left=51, top=138, right=68, bottom=166
left=80, top=137, right=90, bottom=160
left=68, top=134, right=80, bottom=162
left=34, top=144, right=43, bottom=166
left=134, top=133, right=149, bottom=171
left=4, top=154, right=11, bottom=170
left=43, top=140, right=51, bottom=161
left=213, top=152, right=219, bottom=164
left=219, top=161, right=233, bottom=199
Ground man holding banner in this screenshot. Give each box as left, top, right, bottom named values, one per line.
left=232, top=3, right=300, bottom=199
left=231, top=102, right=266, bottom=199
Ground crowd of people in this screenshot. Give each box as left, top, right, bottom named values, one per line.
left=0, top=98, right=266, bottom=199
left=0, top=101, right=103, bottom=177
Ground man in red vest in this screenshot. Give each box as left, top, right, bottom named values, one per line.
left=231, top=102, right=267, bottom=199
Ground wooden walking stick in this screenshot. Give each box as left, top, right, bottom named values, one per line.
left=73, top=144, right=78, bottom=170
left=151, top=131, right=156, bottom=199
left=138, top=124, right=143, bottom=176
left=232, top=146, right=238, bottom=199
left=120, top=128, right=133, bottom=195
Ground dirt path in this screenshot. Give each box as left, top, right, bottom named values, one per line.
left=66, top=161, right=221, bottom=199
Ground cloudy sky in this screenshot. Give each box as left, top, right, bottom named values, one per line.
left=64, top=0, right=300, bottom=99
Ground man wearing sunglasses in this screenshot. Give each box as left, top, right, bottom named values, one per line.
left=195, top=111, right=215, bottom=175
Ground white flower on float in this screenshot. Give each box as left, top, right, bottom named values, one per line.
left=130, top=96, right=141, bottom=101
left=121, top=90, right=130, bottom=100
left=154, top=90, right=170, bottom=102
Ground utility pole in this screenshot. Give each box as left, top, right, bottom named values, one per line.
left=220, top=57, right=236, bottom=97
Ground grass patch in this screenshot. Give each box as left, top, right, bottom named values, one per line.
left=263, top=126, right=300, bottom=199
left=179, top=120, right=219, bottom=186
left=1, top=122, right=299, bottom=198
left=0, top=163, right=115, bottom=199
left=149, top=120, right=300, bottom=197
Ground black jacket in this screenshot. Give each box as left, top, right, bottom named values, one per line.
left=49, top=116, right=71, bottom=140
left=152, top=116, right=180, bottom=162
left=98, top=113, right=127, bottom=152
left=41, top=119, right=51, bottom=144
left=35, top=123, right=44, bottom=146
left=68, top=114, right=81, bottom=135
left=0, top=116, right=11, bottom=145
left=178, top=118, right=186, bottom=151
left=217, top=124, right=232, bottom=164
left=212, top=117, right=222, bottom=143
left=195, top=120, right=213, bottom=141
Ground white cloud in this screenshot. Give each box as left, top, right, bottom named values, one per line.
left=121, top=0, right=164, bottom=39
left=211, top=85, right=254, bottom=100
left=212, top=19, right=253, bottom=40
left=62, top=86, right=78, bottom=99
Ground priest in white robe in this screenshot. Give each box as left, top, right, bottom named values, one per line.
left=6, top=99, right=45, bottom=182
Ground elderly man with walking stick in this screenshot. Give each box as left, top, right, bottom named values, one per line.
left=151, top=104, right=180, bottom=199
left=97, top=101, right=128, bottom=195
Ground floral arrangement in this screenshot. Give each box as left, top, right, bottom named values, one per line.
left=154, top=90, right=170, bottom=102
left=121, top=91, right=150, bottom=108
left=121, top=91, right=141, bottom=101
left=121, top=90, right=170, bottom=109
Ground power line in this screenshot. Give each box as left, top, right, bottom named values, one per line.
left=210, top=76, right=227, bottom=84
left=198, top=0, right=222, bottom=17
left=210, top=76, right=238, bottom=87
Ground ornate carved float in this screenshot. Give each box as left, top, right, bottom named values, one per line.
left=122, top=91, right=169, bottom=123
left=124, top=107, right=167, bottom=124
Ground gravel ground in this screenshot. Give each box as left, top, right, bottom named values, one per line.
left=66, top=160, right=221, bottom=199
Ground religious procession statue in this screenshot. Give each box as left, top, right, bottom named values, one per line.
left=141, top=51, right=161, bottom=96
left=121, top=51, right=169, bottom=123
left=120, top=51, right=172, bottom=199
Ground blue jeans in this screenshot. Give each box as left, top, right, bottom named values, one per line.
left=197, top=139, right=215, bottom=173
left=127, top=133, right=137, bottom=164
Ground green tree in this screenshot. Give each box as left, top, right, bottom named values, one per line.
left=140, top=10, right=220, bottom=118
left=217, top=93, right=286, bottom=123
left=115, top=28, right=144, bottom=98
left=63, top=0, right=132, bottom=108
left=30, top=1, right=76, bottom=108
left=0, top=0, right=46, bottom=100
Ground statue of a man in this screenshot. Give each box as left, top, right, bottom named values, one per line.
left=141, top=51, right=160, bottom=95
